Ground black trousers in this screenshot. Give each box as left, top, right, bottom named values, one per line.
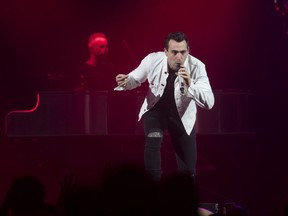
left=142, top=109, right=197, bottom=181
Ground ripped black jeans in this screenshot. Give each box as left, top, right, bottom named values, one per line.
left=142, top=110, right=196, bottom=181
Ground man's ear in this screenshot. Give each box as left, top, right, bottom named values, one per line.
left=164, top=48, right=168, bottom=56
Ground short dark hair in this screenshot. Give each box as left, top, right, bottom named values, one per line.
left=164, top=32, right=189, bottom=50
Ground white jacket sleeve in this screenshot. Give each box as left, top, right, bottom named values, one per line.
left=122, top=54, right=151, bottom=90
left=186, top=57, right=215, bottom=110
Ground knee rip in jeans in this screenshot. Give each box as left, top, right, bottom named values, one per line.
left=147, top=131, right=162, bottom=138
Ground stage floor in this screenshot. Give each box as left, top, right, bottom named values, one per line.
left=0, top=133, right=287, bottom=216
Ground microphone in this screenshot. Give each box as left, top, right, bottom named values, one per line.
left=176, top=63, right=184, bottom=94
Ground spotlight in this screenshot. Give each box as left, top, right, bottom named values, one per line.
left=274, top=0, right=288, bottom=15
left=274, top=0, right=288, bottom=35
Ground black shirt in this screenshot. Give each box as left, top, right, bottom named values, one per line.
left=151, top=67, right=178, bottom=116
left=71, top=62, right=116, bottom=92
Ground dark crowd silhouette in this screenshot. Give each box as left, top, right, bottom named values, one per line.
left=0, top=163, right=252, bottom=216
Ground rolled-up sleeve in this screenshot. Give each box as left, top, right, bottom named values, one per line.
left=187, top=59, right=215, bottom=110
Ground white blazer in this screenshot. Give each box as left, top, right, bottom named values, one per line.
left=121, top=52, right=214, bottom=135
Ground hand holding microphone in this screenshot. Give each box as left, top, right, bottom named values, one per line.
left=176, top=63, right=185, bottom=94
